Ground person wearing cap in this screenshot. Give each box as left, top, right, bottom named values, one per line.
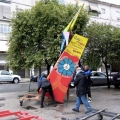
left=37, top=73, right=47, bottom=89
left=72, top=67, right=92, bottom=114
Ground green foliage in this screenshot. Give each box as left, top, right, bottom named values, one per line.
left=7, top=0, right=89, bottom=71
left=82, top=22, right=120, bottom=70
left=88, top=11, right=98, bottom=16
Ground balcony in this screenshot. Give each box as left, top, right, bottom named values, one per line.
left=0, top=0, right=11, bottom=4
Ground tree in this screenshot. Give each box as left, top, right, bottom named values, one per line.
left=7, top=0, right=89, bottom=74
left=82, top=22, right=120, bottom=88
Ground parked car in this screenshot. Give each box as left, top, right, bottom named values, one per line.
left=30, top=75, right=38, bottom=82
left=0, top=70, right=21, bottom=83
left=90, top=71, right=112, bottom=86
left=41, top=70, right=47, bottom=75
left=110, top=72, right=120, bottom=88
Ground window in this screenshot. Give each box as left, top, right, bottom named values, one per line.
left=0, top=5, right=11, bottom=20
left=93, top=73, right=99, bottom=76
left=0, top=24, right=3, bottom=33
left=92, top=72, right=106, bottom=78
left=98, top=73, right=106, bottom=77
left=1, top=70, right=10, bottom=75
left=116, top=24, right=120, bottom=28
left=89, top=2, right=99, bottom=16
left=0, top=24, right=10, bottom=33
left=101, top=8, right=105, bottom=14
left=116, top=11, right=120, bottom=20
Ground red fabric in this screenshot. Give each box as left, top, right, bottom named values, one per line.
left=48, top=51, right=79, bottom=103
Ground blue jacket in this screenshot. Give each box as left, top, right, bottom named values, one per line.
left=85, top=69, right=92, bottom=86
left=37, top=75, right=46, bottom=88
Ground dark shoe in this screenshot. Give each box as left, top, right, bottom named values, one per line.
left=72, top=108, right=79, bottom=112
left=53, top=104, right=57, bottom=107
left=40, top=105, right=44, bottom=108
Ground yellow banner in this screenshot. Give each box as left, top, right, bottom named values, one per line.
left=65, top=34, right=88, bottom=58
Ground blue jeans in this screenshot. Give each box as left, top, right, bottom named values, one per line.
left=75, top=94, right=91, bottom=111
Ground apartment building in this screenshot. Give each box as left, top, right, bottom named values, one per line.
left=0, top=0, right=36, bottom=77
left=0, top=0, right=120, bottom=77
left=63, top=0, right=120, bottom=27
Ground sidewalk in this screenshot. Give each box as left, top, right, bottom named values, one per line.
left=0, top=86, right=120, bottom=120
left=20, top=78, right=30, bottom=83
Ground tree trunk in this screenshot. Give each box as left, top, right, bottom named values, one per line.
left=47, top=64, right=51, bottom=75
left=45, top=59, right=51, bottom=75
left=104, top=61, right=110, bottom=88
left=39, top=67, right=41, bottom=78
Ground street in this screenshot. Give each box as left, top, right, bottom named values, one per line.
left=0, top=81, right=37, bottom=93
left=0, top=82, right=120, bottom=120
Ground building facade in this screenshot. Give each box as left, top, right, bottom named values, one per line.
left=63, top=0, right=120, bottom=72
left=0, top=0, right=36, bottom=77
left=63, top=0, right=120, bottom=27
left=0, top=0, right=120, bottom=77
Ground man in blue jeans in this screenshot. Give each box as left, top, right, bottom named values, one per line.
left=84, top=65, right=92, bottom=102
left=72, top=67, right=92, bottom=114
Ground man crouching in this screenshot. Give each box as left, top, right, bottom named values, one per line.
left=38, top=77, right=56, bottom=108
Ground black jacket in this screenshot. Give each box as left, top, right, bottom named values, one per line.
left=74, top=71, right=88, bottom=96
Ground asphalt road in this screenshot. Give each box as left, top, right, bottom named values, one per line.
left=0, top=85, right=120, bottom=120
left=0, top=81, right=37, bottom=93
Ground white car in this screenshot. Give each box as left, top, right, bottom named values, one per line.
left=0, top=70, right=21, bottom=83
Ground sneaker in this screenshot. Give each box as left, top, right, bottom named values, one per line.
left=88, top=97, right=92, bottom=102
left=72, top=108, right=79, bottom=112
left=88, top=100, right=92, bottom=102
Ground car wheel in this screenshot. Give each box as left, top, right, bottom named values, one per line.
left=13, top=78, right=19, bottom=83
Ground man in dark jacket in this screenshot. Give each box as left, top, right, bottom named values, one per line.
left=78, top=61, right=92, bottom=102
left=72, top=67, right=92, bottom=114
left=38, top=78, right=56, bottom=108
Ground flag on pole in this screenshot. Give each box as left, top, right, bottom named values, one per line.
left=60, top=32, right=70, bottom=54
left=60, top=4, right=84, bottom=54
left=63, top=4, right=84, bottom=32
